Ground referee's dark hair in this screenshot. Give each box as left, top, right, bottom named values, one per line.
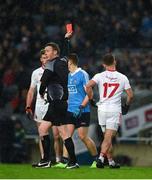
left=102, top=53, right=115, bottom=66
left=45, top=42, right=60, bottom=55
left=68, top=53, right=79, bottom=66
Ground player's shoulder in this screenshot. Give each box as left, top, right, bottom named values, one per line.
left=95, top=71, right=105, bottom=77
left=91, top=72, right=103, bottom=82
left=79, top=68, right=88, bottom=76
left=32, top=67, right=43, bottom=75
left=116, top=71, right=128, bottom=79
left=78, top=68, right=89, bottom=80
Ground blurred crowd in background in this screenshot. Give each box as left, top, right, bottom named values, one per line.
left=0, top=0, right=152, bottom=163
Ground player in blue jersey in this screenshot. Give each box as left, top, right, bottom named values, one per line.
left=55, top=53, right=98, bottom=168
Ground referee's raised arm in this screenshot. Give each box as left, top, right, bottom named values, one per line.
left=62, top=32, right=73, bottom=58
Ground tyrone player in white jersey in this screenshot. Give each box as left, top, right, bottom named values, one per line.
left=26, top=49, right=62, bottom=167
left=86, top=54, right=133, bottom=168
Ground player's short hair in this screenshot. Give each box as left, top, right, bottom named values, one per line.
left=102, top=54, right=115, bottom=66
left=40, top=49, right=45, bottom=57
left=67, top=53, right=79, bottom=66
left=45, top=42, right=60, bottom=55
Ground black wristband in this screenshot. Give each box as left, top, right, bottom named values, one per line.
left=90, top=99, right=97, bottom=107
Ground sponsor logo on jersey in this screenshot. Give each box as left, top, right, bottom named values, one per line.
left=68, top=85, right=77, bottom=93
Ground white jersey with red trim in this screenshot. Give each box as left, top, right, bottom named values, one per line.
left=30, top=67, right=47, bottom=104
left=92, top=70, right=131, bottom=113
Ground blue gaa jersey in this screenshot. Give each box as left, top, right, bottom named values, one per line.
left=68, top=68, right=90, bottom=113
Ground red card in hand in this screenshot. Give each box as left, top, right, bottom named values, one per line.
left=66, top=23, right=73, bottom=33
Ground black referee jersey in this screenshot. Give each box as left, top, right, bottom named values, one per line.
left=39, top=56, right=68, bottom=102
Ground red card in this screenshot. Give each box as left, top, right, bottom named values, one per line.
left=66, top=23, right=73, bottom=33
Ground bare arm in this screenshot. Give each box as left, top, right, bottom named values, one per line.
left=122, top=88, right=134, bottom=115
left=85, top=80, right=97, bottom=100
left=125, top=88, right=134, bottom=105
left=26, top=86, right=35, bottom=108
left=81, top=94, right=89, bottom=107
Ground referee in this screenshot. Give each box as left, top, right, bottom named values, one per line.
left=39, top=32, right=78, bottom=169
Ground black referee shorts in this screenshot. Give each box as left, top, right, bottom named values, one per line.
left=66, top=112, right=90, bottom=128
left=43, top=100, right=67, bottom=126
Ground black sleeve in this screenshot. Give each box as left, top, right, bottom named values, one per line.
left=39, top=69, right=53, bottom=96
left=62, top=38, right=70, bottom=57
left=55, top=61, right=68, bottom=85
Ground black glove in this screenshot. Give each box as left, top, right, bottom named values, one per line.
left=122, top=104, right=130, bottom=115
left=90, top=99, right=97, bottom=108
left=73, top=105, right=84, bottom=118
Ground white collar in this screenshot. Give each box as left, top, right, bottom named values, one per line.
left=70, top=67, right=81, bottom=76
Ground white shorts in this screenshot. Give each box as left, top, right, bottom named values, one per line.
left=98, top=110, right=122, bottom=132
left=34, top=103, right=49, bottom=122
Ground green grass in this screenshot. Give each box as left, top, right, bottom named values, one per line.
left=0, top=164, right=152, bottom=179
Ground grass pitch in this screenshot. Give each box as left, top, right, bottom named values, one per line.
left=0, top=164, right=152, bottom=179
